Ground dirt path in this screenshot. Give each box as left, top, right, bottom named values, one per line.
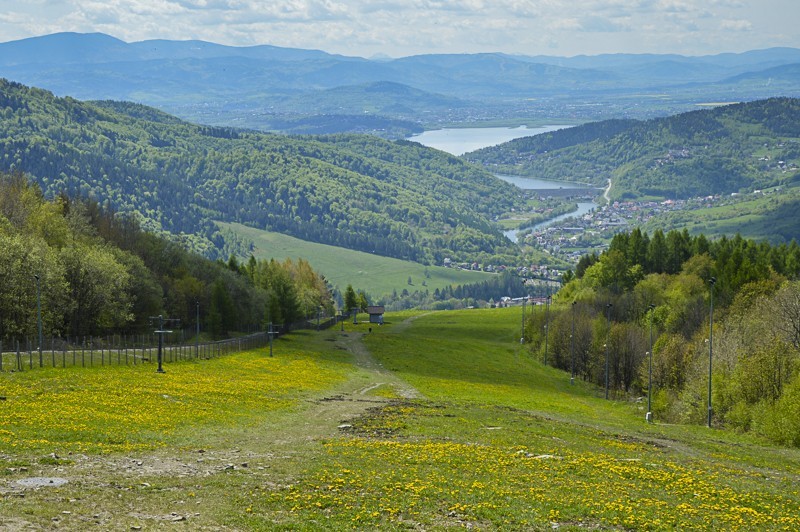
left=0, top=320, right=421, bottom=531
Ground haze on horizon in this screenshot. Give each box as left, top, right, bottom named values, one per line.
left=0, top=1, right=798, bottom=60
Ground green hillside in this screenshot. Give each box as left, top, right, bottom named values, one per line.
left=0, top=79, right=522, bottom=263
left=3, top=308, right=799, bottom=529
left=219, top=221, right=492, bottom=297
left=465, top=98, right=800, bottom=200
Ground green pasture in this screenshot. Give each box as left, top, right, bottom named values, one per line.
left=2, top=308, right=799, bottom=530
left=218, top=221, right=493, bottom=297
left=644, top=186, right=800, bottom=243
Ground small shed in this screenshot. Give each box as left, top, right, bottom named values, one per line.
left=367, top=306, right=385, bottom=324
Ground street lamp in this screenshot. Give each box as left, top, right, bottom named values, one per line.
left=646, top=303, right=656, bottom=423
left=605, top=302, right=613, bottom=400
left=34, top=274, right=43, bottom=367
left=195, top=301, right=200, bottom=359
left=544, top=294, right=551, bottom=365
left=570, top=301, right=576, bottom=385
left=708, top=277, right=716, bottom=428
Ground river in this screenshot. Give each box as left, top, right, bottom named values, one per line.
left=409, top=125, right=598, bottom=244
left=496, top=173, right=597, bottom=242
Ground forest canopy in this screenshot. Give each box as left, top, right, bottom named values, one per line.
left=526, top=227, right=800, bottom=446
left=0, top=171, right=334, bottom=342
left=0, top=79, right=522, bottom=264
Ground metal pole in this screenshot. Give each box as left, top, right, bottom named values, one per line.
left=570, top=301, right=576, bottom=385
left=34, top=274, right=43, bottom=367
left=647, top=303, right=655, bottom=423
left=157, top=315, right=165, bottom=373
left=544, top=293, right=551, bottom=365
left=269, top=322, right=273, bottom=357
left=196, top=301, right=200, bottom=359
left=605, top=303, right=613, bottom=400
left=520, top=298, right=526, bottom=344
left=708, top=277, right=716, bottom=428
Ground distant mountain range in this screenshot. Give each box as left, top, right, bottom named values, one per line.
left=2, top=33, right=799, bottom=134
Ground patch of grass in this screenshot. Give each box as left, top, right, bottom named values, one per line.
left=0, top=334, right=351, bottom=454
left=253, top=308, right=800, bottom=529
left=262, top=401, right=800, bottom=529
left=218, top=221, right=493, bottom=297
left=3, top=308, right=800, bottom=530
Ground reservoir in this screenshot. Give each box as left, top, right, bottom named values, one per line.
left=409, top=125, right=568, bottom=156
left=497, top=174, right=597, bottom=242
left=409, top=124, right=598, bottom=243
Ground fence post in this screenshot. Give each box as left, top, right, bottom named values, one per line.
left=16, top=339, right=22, bottom=371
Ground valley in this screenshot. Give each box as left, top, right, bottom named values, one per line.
left=3, top=27, right=800, bottom=530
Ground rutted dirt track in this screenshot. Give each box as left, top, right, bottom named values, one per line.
left=0, top=325, right=421, bottom=529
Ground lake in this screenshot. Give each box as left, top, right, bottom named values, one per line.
left=409, top=125, right=569, bottom=156
left=409, top=124, right=597, bottom=244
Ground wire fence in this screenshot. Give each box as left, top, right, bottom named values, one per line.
left=0, top=314, right=342, bottom=373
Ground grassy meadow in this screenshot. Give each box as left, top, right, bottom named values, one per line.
left=2, top=307, right=800, bottom=530
left=218, top=221, right=492, bottom=297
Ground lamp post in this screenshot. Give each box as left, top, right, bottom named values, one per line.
left=34, top=274, right=43, bottom=367
left=646, top=303, right=655, bottom=423
left=570, top=301, right=576, bottom=385
left=544, top=293, right=551, bottom=365
left=520, top=297, right=526, bottom=344
left=195, top=301, right=200, bottom=359
left=708, top=277, right=716, bottom=428
left=605, top=302, right=613, bottom=400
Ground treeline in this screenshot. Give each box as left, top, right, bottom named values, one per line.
left=526, top=227, right=800, bottom=445
left=0, top=172, right=333, bottom=342
left=0, top=80, right=522, bottom=264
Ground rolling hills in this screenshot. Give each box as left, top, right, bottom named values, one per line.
left=0, top=79, right=523, bottom=263
left=465, top=98, right=800, bottom=200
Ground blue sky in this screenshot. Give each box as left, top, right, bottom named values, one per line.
left=0, top=0, right=798, bottom=58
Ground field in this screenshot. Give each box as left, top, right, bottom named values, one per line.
left=2, top=308, right=800, bottom=530
left=218, top=221, right=492, bottom=297
left=643, top=186, right=800, bottom=243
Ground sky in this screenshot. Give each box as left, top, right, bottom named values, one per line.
left=0, top=0, right=798, bottom=59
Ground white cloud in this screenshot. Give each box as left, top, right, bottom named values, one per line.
left=0, top=0, right=796, bottom=57
left=720, top=18, right=752, bottom=31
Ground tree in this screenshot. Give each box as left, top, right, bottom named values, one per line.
left=208, top=279, right=236, bottom=338
left=344, top=284, right=358, bottom=314
left=61, top=243, right=133, bottom=337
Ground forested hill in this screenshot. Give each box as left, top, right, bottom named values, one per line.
left=0, top=79, right=522, bottom=263
left=464, top=98, right=800, bottom=200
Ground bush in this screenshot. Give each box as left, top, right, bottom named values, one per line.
left=752, top=373, right=800, bottom=447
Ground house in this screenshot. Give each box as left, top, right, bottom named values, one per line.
left=367, top=306, right=385, bottom=324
